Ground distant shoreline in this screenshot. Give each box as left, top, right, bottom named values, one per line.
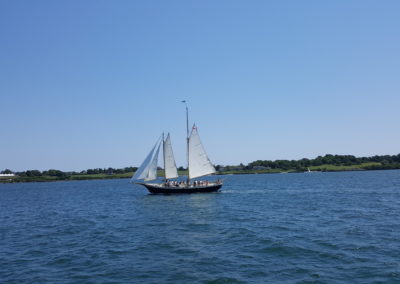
left=1, top=165, right=399, bottom=184
left=2, top=154, right=400, bottom=184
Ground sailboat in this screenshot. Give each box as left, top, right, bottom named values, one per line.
left=131, top=106, right=223, bottom=194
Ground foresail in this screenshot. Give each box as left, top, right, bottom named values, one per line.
left=144, top=142, right=161, bottom=181
left=163, top=133, right=178, bottom=179
left=131, top=136, right=161, bottom=181
left=188, top=125, right=216, bottom=179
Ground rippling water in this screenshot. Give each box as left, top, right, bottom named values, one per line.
left=1, top=170, right=400, bottom=283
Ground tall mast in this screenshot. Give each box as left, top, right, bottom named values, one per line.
left=182, top=100, right=190, bottom=183
left=186, top=104, right=190, bottom=183
left=162, top=132, right=166, bottom=181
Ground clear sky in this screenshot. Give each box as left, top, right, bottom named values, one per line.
left=1, top=0, right=399, bottom=171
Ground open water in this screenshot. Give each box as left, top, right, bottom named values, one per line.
left=1, top=170, right=400, bottom=283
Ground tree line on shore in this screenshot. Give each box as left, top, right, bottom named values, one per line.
left=2, top=153, right=400, bottom=178
left=0, top=167, right=138, bottom=179
left=243, top=153, right=400, bottom=171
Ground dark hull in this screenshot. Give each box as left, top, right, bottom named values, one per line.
left=139, top=183, right=222, bottom=194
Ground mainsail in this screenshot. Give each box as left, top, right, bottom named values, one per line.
left=163, top=133, right=178, bottom=179
left=188, top=125, right=216, bottom=179
left=131, top=137, right=161, bottom=181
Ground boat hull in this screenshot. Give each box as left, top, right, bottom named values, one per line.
left=138, top=183, right=222, bottom=194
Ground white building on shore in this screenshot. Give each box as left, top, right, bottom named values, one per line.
left=0, top=173, right=15, bottom=177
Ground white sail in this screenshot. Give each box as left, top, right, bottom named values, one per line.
left=163, top=133, right=178, bottom=179
left=188, top=125, right=216, bottom=179
left=131, top=137, right=161, bottom=181
left=144, top=141, right=161, bottom=181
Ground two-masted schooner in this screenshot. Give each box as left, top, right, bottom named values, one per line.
left=131, top=105, right=222, bottom=194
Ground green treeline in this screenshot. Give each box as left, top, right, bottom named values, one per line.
left=1, top=154, right=400, bottom=183
left=243, top=154, right=400, bottom=171
left=11, top=167, right=138, bottom=178
left=0, top=167, right=138, bottom=183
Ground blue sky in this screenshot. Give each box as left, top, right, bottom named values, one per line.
left=1, top=0, right=399, bottom=171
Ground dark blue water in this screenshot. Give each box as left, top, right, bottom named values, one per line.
left=1, top=170, right=400, bottom=283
